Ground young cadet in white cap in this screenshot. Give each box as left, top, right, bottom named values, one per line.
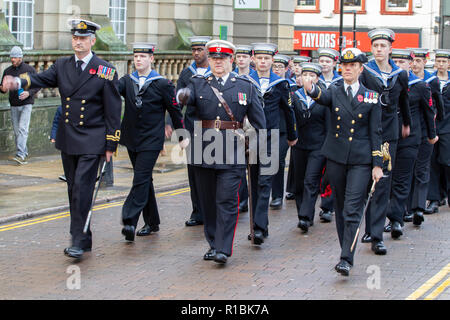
left=427, top=49, right=450, bottom=213
left=304, top=48, right=384, bottom=276
left=2, top=19, right=122, bottom=260
left=291, top=55, right=312, bottom=87
left=177, top=39, right=266, bottom=264
left=384, top=49, right=437, bottom=239
left=246, top=43, right=298, bottom=245
left=404, top=48, right=442, bottom=225
left=270, top=54, right=298, bottom=210
left=234, top=45, right=257, bottom=78
left=176, top=35, right=211, bottom=228
left=359, top=28, right=412, bottom=255
left=119, top=43, right=184, bottom=241
left=0, top=46, right=40, bottom=165
left=291, top=63, right=331, bottom=233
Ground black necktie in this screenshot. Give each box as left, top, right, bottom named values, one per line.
left=347, top=86, right=353, bottom=102
left=76, top=60, right=83, bottom=75
left=218, top=77, right=224, bottom=88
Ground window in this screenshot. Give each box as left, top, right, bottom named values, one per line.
left=296, top=0, right=320, bottom=13
left=109, top=0, right=127, bottom=43
left=381, top=0, right=413, bottom=15
left=5, top=0, right=34, bottom=49
left=333, top=0, right=366, bottom=14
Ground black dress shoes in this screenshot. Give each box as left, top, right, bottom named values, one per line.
left=439, top=199, right=447, bottom=206
left=185, top=219, right=204, bottom=227
left=253, top=229, right=264, bottom=245
left=384, top=222, right=392, bottom=233
left=136, top=224, right=159, bottom=236
left=64, top=247, right=84, bottom=259
left=371, top=241, right=387, bottom=255
left=121, top=225, right=135, bottom=241
left=391, top=221, right=403, bottom=239
left=319, top=211, right=333, bottom=223
left=361, top=233, right=372, bottom=243
left=403, top=211, right=413, bottom=222
left=203, top=248, right=217, bottom=261
left=335, top=260, right=352, bottom=276
left=214, top=252, right=228, bottom=264
left=285, top=193, right=295, bottom=200
left=297, top=219, right=312, bottom=233
left=413, top=211, right=424, bottom=226
left=424, top=201, right=439, bottom=215
left=270, top=198, right=283, bottom=210
left=239, top=199, right=248, bottom=213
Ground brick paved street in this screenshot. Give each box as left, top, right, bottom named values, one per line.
left=0, top=188, right=448, bottom=300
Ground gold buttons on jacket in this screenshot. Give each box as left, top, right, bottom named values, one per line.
left=352, top=120, right=356, bottom=124
left=336, top=133, right=339, bottom=138
left=337, top=116, right=341, bottom=121
left=65, top=119, right=69, bottom=123
left=66, top=97, right=70, bottom=101
left=79, top=122, right=84, bottom=126
left=335, top=108, right=339, bottom=112
left=337, top=125, right=340, bottom=129
left=65, top=112, right=69, bottom=116
left=349, top=137, right=353, bottom=141
left=80, top=115, right=84, bottom=119
left=358, top=114, right=363, bottom=118
left=66, top=105, right=70, bottom=109
left=350, top=129, right=354, bottom=133
left=82, top=100, right=86, bottom=104
left=218, top=103, right=222, bottom=107
left=81, top=107, right=85, bottom=111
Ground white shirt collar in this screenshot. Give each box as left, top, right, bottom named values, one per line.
left=344, top=81, right=360, bottom=97
left=215, top=73, right=230, bottom=86
left=74, top=51, right=93, bottom=70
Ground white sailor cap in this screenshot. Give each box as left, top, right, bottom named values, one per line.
left=189, top=36, right=212, bottom=47
left=133, top=42, right=156, bottom=54
left=434, top=49, right=450, bottom=59
left=273, top=54, right=291, bottom=66
left=206, top=39, right=236, bottom=57
left=318, top=48, right=340, bottom=61
left=408, top=48, right=429, bottom=59
left=252, top=43, right=278, bottom=56
left=340, top=48, right=368, bottom=64
left=69, top=19, right=101, bottom=37
left=235, top=45, right=253, bottom=56
left=368, top=28, right=395, bottom=43
left=391, top=49, right=413, bottom=60
left=292, top=55, right=312, bottom=64
left=301, top=62, right=322, bottom=75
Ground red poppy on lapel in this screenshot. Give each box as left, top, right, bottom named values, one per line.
left=358, top=95, right=363, bottom=103
left=89, top=69, right=96, bottom=75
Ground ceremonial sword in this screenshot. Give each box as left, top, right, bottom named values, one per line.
left=83, top=160, right=107, bottom=234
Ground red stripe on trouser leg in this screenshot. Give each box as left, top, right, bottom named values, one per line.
left=230, top=180, right=242, bottom=257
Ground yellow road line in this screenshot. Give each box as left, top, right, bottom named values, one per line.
left=424, top=277, right=450, bottom=300
left=406, top=263, right=450, bottom=300
left=0, top=187, right=190, bottom=232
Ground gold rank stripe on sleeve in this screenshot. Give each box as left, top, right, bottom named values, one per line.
left=372, top=150, right=383, bottom=157
left=19, top=73, right=31, bottom=90
left=106, top=130, right=121, bottom=142
left=312, top=85, right=322, bottom=101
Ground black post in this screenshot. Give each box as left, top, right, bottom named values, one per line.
left=353, top=10, right=357, bottom=48
left=339, top=0, right=344, bottom=54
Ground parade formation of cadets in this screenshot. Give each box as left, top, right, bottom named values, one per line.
left=3, top=19, right=448, bottom=277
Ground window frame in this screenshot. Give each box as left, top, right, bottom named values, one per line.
left=109, top=0, right=127, bottom=43
left=5, top=0, right=34, bottom=49
left=333, top=0, right=367, bottom=15
left=380, top=0, right=413, bottom=15
left=295, top=0, right=321, bottom=13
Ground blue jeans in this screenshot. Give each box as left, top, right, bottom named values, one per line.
left=10, top=104, right=32, bottom=158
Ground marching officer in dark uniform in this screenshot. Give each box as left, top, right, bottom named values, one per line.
left=2, top=19, right=122, bottom=259
left=119, top=43, right=184, bottom=241
left=292, top=62, right=330, bottom=233
left=317, top=48, right=343, bottom=223
left=270, top=54, right=297, bottom=210
left=359, top=29, right=412, bottom=255
left=247, top=43, right=298, bottom=245
left=405, top=48, right=444, bottom=225
left=177, top=40, right=266, bottom=264
left=427, top=49, right=450, bottom=213
left=304, top=48, right=384, bottom=276
left=384, top=49, right=437, bottom=238
left=176, top=36, right=212, bottom=227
